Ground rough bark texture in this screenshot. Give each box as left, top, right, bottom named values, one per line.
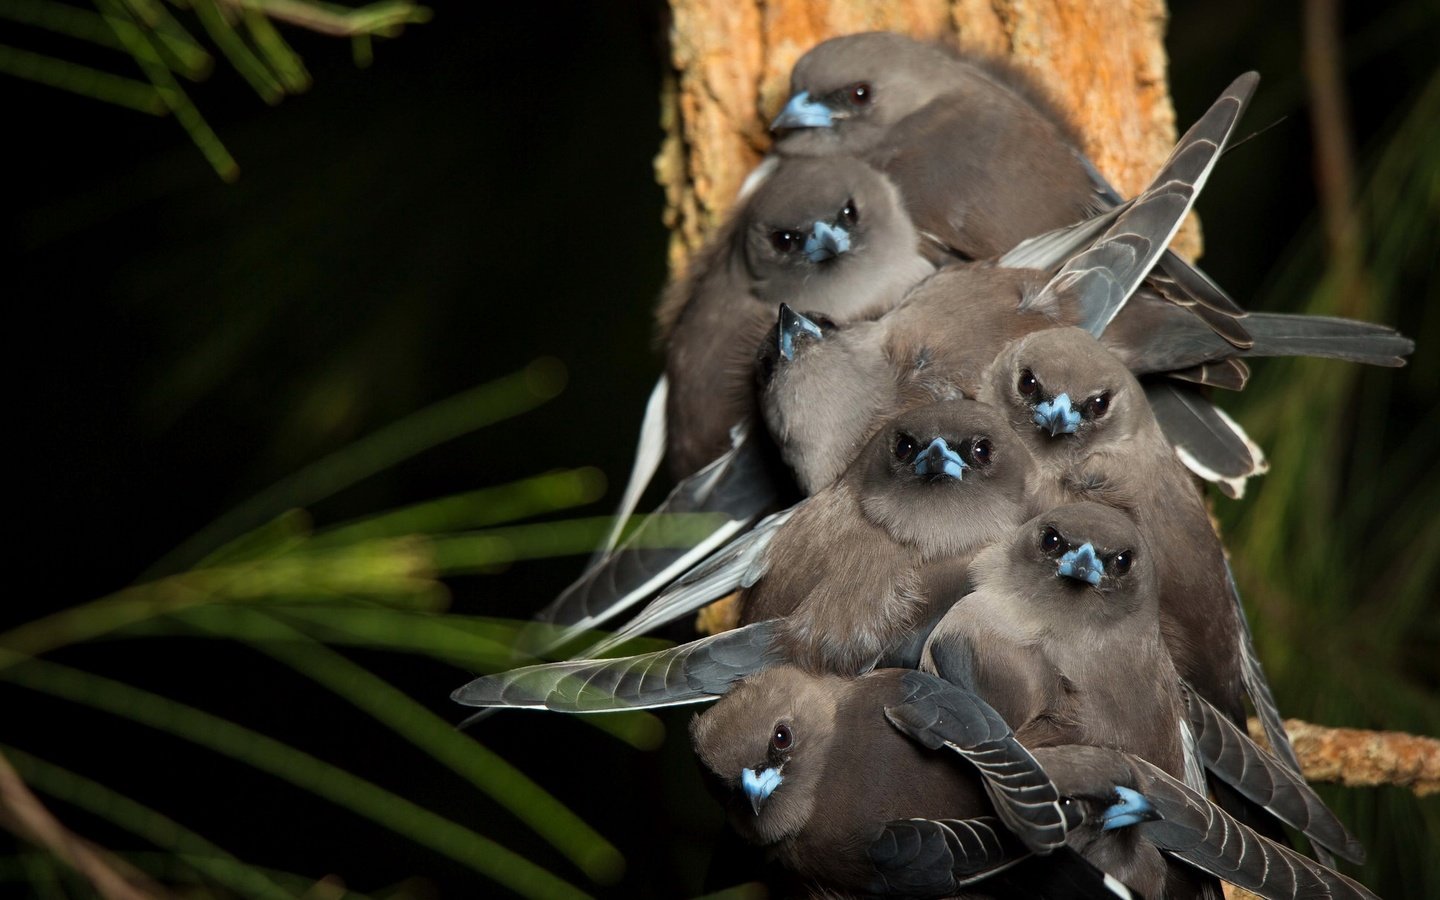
left=1248, top=718, right=1440, bottom=797
left=655, top=0, right=1199, bottom=276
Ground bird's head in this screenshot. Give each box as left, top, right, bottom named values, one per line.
left=854, top=399, right=1034, bottom=558
left=989, top=502, right=1153, bottom=625
left=741, top=157, right=920, bottom=316
left=690, top=666, right=843, bottom=846
left=770, top=32, right=961, bottom=155
left=982, top=327, right=1145, bottom=461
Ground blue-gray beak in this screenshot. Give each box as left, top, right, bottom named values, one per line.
left=1101, top=786, right=1161, bottom=830
left=777, top=304, right=823, bottom=361
left=914, top=438, right=967, bottom=481
left=804, top=221, right=851, bottom=262
left=1033, top=392, right=1082, bottom=436
left=741, top=765, right=783, bottom=815
left=1057, top=542, right=1104, bottom=586
left=771, top=91, right=834, bottom=130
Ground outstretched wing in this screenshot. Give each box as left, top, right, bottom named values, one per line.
left=1032, top=73, right=1259, bottom=335
left=1181, top=682, right=1364, bottom=864
left=525, top=425, right=782, bottom=655
left=452, top=621, right=785, bottom=714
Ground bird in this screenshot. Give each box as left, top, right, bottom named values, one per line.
left=533, top=55, right=1259, bottom=653
left=918, top=502, right=1185, bottom=782
left=452, top=398, right=1037, bottom=709
left=1031, top=744, right=1379, bottom=900
left=974, top=329, right=1262, bottom=740
left=690, top=665, right=1126, bottom=899
left=975, top=327, right=1366, bottom=864
left=658, top=155, right=936, bottom=477
left=759, top=91, right=1411, bottom=498
left=769, top=31, right=1253, bottom=345
left=521, top=155, right=937, bottom=654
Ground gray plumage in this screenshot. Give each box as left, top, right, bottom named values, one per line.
left=975, top=327, right=1362, bottom=860
left=451, top=399, right=1035, bottom=712
left=772, top=31, right=1254, bottom=344
left=760, top=73, right=1257, bottom=494
left=1034, top=744, right=1380, bottom=900
left=589, top=397, right=1035, bottom=668
left=659, top=155, right=933, bottom=476
left=1179, top=682, right=1364, bottom=864
left=920, top=502, right=1186, bottom=782
left=451, top=620, right=787, bottom=713
left=976, top=329, right=1254, bottom=727
left=690, top=666, right=1127, bottom=898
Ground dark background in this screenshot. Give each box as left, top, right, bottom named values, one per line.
left=7, top=1, right=1437, bottom=897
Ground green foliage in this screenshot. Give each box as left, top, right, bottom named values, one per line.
left=0, top=362, right=709, bottom=898
left=1214, top=69, right=1440, bottom=891
left=0, top=0, right=432, bottom=179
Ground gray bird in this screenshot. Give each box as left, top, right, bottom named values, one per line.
left=760, top=75, right=1410, bottom=497
left=976, top=327, right=1365, bottom=864
left=452, top=398, right=1036, bottom=709
left=523, top=155, right=937, bottom=654
left=902, top=494, right=1359, bottom=867
left=690, top=665, right=1129, bottom=899
left=660, top=155, right=934, bottom=477
left=919, top=502, right=1186, bottom=782
left=975, top=329, right=1259, bottom=734
left=1031, top=744, right=1379, bottom=900
left=770, top=31, right=1253, bottom=345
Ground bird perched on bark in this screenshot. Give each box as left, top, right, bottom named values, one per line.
left=769, top=31, right=1252, bottom=345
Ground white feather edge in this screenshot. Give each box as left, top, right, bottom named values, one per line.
left=597, top=375, right=670, bottom=557
left=1172, top=407, right=1269, bottom=500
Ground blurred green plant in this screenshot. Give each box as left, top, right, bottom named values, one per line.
left=0, top=0, right=432, bottom=180
left=1215, top=68, right=1440, bottom=892
left=0, top=360, right=727, bottom=898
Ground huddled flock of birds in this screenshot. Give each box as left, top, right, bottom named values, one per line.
left=452, top=32, right=1413, bottom=899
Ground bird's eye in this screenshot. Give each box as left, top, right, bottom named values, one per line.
left=1112, top=550, right=1134, bottom=575
left=1017, top=369, right=1039, bottom=397
left=810, top=313, right=838, bottom=334
left=770, top=230, right=803, bottom=253
left=894, top=434, right=918, bottom=462
left=771, top=722, right=793, bottom=752
left=840, top=199, right=859, bottom=226
left=848, top=82, right=871, bottom=105
left=1040, top=526, right=1063, bottom=555
left=1084, top=392, right=1112, bottom=419
left=967, top=437, right=994, bottom=467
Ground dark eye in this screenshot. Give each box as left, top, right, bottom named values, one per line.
left=770, top=230, right=803, bottom=253
left=1040, top=526, right=1063, bottom=555
left=849, top=82, right=871, bottom=105
left=894, top=433, right=918, bottom=462
left=1112, top=549, right=1133, bottom=575
left=840, top=199, right=859, bottom=226
left=1017, top=369, right=1039, bottom=397
left=810, top=313, right=838, bottom=334
left=1084, top=392, right=1112, bottom=419
left=967, top=437, right=994, bottom=467
left=771, top=723, right=793, bottom=752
